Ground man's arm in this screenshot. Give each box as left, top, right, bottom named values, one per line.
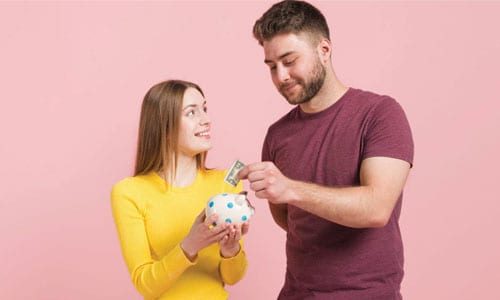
left=240, top=156, right=411, bottom=229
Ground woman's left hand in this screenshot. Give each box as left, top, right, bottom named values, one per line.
left=219, top=222, right=250, bottom=258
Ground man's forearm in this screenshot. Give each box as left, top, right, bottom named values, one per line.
left=288, top=180, right=392, bottom=228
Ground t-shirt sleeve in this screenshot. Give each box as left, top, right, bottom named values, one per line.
left=262, top=130, right=272, bottom=162
left=362, top=97, right=414, bottom=166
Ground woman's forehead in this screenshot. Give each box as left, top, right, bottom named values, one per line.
left=183, top=88, right=205, bottom=106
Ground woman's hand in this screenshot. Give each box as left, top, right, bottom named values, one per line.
left=181, top=210, right=230, bottom=261
left=219, top=222, right=250, bottom=258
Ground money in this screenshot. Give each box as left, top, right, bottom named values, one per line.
left=224, top=160, right=245, bottom=186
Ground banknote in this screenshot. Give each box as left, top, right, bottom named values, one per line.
left=224, top=160, right=245, bottom=186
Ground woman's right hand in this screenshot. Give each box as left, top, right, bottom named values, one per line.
left=181, top=210, right=229, bottom=261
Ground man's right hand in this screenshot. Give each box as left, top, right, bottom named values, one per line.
left=238, top=161, right=299, bottom=205
left=239, top=161, right=291, bottom=232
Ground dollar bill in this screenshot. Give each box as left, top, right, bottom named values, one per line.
left=224, top=160, right=245, bottom=186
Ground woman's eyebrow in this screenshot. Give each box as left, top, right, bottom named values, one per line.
left=182, top=101, right=207, bottom=110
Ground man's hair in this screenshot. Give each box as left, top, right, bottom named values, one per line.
left=253, top=0, right=330, bottom=46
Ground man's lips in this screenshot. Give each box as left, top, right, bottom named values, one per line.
left=281, top=82, right=298, bottom=93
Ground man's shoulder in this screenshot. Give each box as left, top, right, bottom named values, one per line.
left=345, top=88, right=407, bottom=123
left=348, top=87, right=397, bottom=108
left=266, top=106, right=299, bottom=135
left=264, top=88, right=401, bottom=137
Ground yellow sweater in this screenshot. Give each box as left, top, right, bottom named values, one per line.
left=111, top=169, right=247, bottom=300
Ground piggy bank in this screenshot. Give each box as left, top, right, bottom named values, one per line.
left=205, top=191, right=255, bottom=225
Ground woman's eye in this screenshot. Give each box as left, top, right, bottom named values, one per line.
left=186, top=110, right=195, bottom=117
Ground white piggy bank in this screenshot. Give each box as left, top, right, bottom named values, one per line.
left=205, top=191, right=255, bottom=225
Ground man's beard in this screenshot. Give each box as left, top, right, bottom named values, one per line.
left=279, top=59, right=326, bottom=105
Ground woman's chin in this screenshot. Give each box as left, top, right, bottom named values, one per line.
left=195, top=143, right=212, bottom=154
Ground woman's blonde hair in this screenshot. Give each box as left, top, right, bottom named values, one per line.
left=134, top=80, right=207, bottom=181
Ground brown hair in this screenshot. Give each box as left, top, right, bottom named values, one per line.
left=253, top=0, right=330, bottom=46
left=134, top=80, right=207, bottom=182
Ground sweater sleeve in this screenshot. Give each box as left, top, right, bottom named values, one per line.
left=218, top=178, right=248, bottom=285
left=111, top=183, right=196, bottom=298
left=219, top=240, right=248, bottom=285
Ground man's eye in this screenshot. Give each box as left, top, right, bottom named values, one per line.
left=203, top=107, right=208, bottom=113
left=284, top=59, right=296, bottom=66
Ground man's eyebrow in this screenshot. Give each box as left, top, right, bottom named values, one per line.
left=264, top=51, right=295, bottom=64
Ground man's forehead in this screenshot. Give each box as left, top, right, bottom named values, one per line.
left=263, top=33, right=312, bottom=60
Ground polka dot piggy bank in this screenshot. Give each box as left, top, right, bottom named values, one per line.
left=205, top=191, right=255, bottom=225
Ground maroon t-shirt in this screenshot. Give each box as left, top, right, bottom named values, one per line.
left=262, top=88, right=414, bottom=299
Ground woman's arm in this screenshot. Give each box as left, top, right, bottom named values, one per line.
left=219, top=239, right=248, bottom=285
left=111, top=186, right=195, bottom=299
left=217, top=179, right=248, bottom=285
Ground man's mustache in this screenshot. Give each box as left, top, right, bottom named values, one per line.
left=279, top=81, right=300, bottom=91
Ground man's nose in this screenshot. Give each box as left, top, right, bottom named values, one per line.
left=276, top=65, right=290, bottom=84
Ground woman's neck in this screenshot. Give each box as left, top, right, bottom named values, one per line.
left=162, top=155, right=198, bottom=187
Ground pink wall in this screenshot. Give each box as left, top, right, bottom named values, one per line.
left=1, top=1, right=499, bottom=299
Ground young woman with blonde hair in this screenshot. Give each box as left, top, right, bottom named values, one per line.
left=111, top=80, right=248, bottom=299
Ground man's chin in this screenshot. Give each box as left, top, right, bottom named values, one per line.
left=286, top=98, right=300, bottom=105
left=281, top=91, right=300, bottom=105
left=284, top=94, right=310, bottom=105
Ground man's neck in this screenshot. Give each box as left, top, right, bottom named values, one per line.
left=299, top=70, right=348, bottom=114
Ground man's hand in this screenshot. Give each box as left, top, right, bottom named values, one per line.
left=238, top=161, right=297, bottom=204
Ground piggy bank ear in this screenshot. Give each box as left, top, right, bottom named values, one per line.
left=235, top=191, right=248, bottom=205
left=235, top=194, right=246, bottom=206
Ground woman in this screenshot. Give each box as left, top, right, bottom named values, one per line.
left=111, top=80, right=249, bottom=299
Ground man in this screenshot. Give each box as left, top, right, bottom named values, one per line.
left=238, top=1, right=414, bottom=299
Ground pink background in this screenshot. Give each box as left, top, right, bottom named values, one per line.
left=1, top=1, right=499, bottom=299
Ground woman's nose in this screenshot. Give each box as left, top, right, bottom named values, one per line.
left=199, top=109, right=210, bottom=125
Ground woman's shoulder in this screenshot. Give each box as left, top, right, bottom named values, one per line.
left=111, top=173, right=158, bottom=197
left=111, top=176, right=135, bottom=192
left=201, top=168, right=226, bottom=181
